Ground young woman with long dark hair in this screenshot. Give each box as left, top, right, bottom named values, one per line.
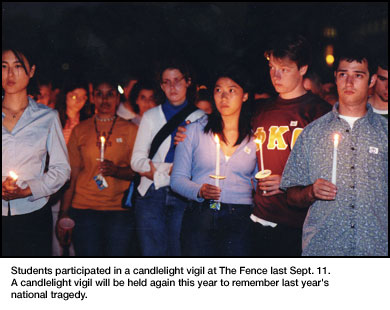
left=171, top=65, right=257, bottom=256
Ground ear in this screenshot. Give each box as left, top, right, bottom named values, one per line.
left=369, top=74, right=377, bottom=88
left=303, top=78, right=311, bottom=90
left=29, top=65, right=36, bottom=78
left=243, top=92, right=249, bottom=103
left=299, top=65, right=308, bottom=76
left=186, top=77, right=192, bottom=87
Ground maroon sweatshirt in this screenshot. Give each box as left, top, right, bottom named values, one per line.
left=252, top=92, right=331, bottom=228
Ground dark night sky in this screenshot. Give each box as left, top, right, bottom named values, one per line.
left=2, top=2, right=388, bottom=91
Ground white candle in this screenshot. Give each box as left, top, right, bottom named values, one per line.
left=331, top=134, right=339, bottom=185
left=100, top=136, right=105, bottom=162
left=255, top=138, right=265, bottom=172
left=214, top=134, right=220, bottom=187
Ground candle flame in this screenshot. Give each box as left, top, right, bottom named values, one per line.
left=9, top=171, right=18, bottom=180
left=100, top=136, right=105, bottom=144
left=254, top=138, right=262, bottom=145
left=72, top=95, right=76, bottom=100
left=334, top=134, right=339, bottom=147
left=214, top=134, right=220, bottom=144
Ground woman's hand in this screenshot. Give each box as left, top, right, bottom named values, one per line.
left=199, top=183, right=221, bottom=200
left=139, top=160, right=156, bottom=181
left=2, top=177, right=31, bottom=200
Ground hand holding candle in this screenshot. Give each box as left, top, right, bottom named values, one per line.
left=3, top=171, right=31, bottom=200
left=331, top=133, right=339, bottom=185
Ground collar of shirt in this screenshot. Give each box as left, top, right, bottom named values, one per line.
left=162, top=98, right=188, bottom=121
left=2, top=97, right=48, bottom=133
left=329, top=102, right=377, bottom=126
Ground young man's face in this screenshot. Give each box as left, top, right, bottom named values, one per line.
left=335, top=59, right=376, bottom=107
left=269, top=54, right=308, bottom=99
left=374, top=66, right=388, bottom=103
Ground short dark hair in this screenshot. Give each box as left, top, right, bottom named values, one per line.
left=91, top=70, right=120, bottom=92
left=156, top=57, right=192, bottom=84
left=129, top=80, right=157, bottom=114
left=195, top=88, right=212, bottom=104
left=334, top=44, right=377, bottom=79
left=377, top=55, right=388, bottom=71
left=265, top=33, right=312, bottom=69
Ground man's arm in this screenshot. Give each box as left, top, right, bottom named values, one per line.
left=287, top=178, right=337, bottom=208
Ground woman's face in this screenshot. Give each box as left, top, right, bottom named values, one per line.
left=66, top=88, right=88, bottom=113
left=214, top=77, right=248, bottom=118
left=2, top=50, right=35, bottom=95
left=136, top=89, right=156, bottom=116
left=160, top=68, right=190, bottom=106
left=93, top=83, right=120, bottom=116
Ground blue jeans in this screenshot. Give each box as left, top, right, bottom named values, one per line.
left=70, top=208, right=137, bottom=257
left=134, top=185, right=187, bottom=256
left=181, top=201, right=253, bottom=257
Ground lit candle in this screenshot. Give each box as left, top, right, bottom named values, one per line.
left=331, top=134, right=339, bottom=185
left=9, top=171, right=18, bottom=181
left=214, top=134, right=220, bottom=187
left=254, top=138, right=265, bottom=172
left=100, top=136, right=105, bottom=162
left=254, top=137, right=271, bottom=194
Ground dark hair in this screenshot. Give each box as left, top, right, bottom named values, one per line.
left=2, top=43, right=39, bottom=96
left=129, top=80, right=157, bottom=114
left=265, top=33, right=312, bottom=69
left=57, top=78, right=92, bottom=127
left=156, top=58, right=192, bottom=84
left=334, top=44, right=377, bottom=81
left=377, top=54, right=388, bottom=71
left=204, top=64, right=253, bottom=146
left=155, top=57, right=196, bottom=105
left=195, top=88, right=212, bottom=104
left=91, top=71, right=120, bottom=92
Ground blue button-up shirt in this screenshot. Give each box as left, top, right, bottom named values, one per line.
left=281, top=103, right=388, bottom=256
left=2, top=98, right=71, bottom=215
left=171, top=116, right=257, bottom=205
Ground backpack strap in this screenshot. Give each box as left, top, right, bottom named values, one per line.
left=148, top=103, right=198, bottom=159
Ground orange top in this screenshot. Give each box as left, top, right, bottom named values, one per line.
left=67, top=117, right=138, bottom=211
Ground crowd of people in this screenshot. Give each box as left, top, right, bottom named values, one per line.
left=2, top=33, right=388, bottom=257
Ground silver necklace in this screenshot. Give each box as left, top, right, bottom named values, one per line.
left=95, top=115, right=116, bottom=122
